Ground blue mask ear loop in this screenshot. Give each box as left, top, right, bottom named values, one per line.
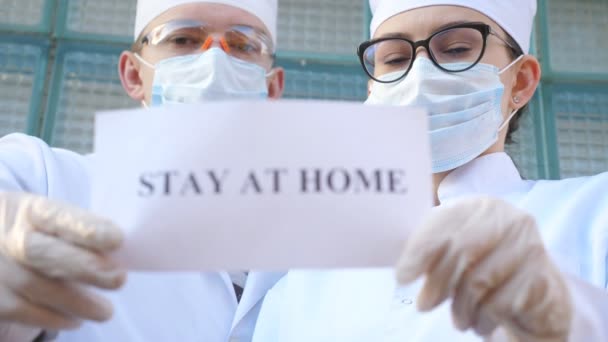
left=498, top=108, right=519, bottom=132
left=498, top=54, right=525, bottom=75
left=264, top=69, right=278, bottom=92
left=496, top=54, right=525, bottom=131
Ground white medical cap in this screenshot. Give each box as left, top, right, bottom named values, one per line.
left=369, top=0, right=537, bottom=53
left=134, top=0, right=278, bottom=45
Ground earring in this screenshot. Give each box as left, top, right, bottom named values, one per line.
left=513, top=96, right=521, bottom=104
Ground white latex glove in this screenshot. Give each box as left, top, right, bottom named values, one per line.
left=0, top=192, right=125, bottom=332
left=397, top=197, right=572, bottom=342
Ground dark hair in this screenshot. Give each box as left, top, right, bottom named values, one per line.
left=503, top=33, right=528, bottom=144
left=131, top=31, right=145, bottom=53
left=131, top=41, right=142, bottom=53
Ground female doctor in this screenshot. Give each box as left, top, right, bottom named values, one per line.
left=251, top=0, right=608, bottom=341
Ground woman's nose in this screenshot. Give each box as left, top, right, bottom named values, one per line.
left=415, top=46, right=430, bottom=59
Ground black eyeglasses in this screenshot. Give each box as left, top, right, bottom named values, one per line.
left=357, top=22, right=519, bottom=83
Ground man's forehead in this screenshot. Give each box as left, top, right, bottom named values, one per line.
left=146, top=3, right=268, bottom=34
left=134, top=0, right=278, bottom=44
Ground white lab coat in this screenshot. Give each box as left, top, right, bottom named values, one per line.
left=252, top=152, right=608, bottom=342
left=0, top=133, right=284, bottom=342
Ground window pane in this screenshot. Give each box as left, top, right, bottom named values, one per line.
left=281, top=60, right=368, bottom=101
left=551, top=85, right=608, bottom=178
left=278, top=0, right=366, bottom=55
left=546, top=0, right=608, bottom=73
left=0, top=40, right=46, bottom=136
left=0, top=0, right=49, bottom=30
left=44, top=45, right=137, bottom=153
left=63, top=0, right=137, bottom=40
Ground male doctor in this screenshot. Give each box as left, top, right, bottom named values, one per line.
left=0, top=1, right=285, bottom=341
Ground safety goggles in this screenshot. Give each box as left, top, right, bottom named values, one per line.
left=138, top=19, right=275, bottom=63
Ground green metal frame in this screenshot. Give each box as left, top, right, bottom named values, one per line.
left=54, top=0, right=134, bottom=44
left=3, top=0, right=604, bottom=177
left=533, top=84, right=561, bottom=179
left=0, top=0, right=55, bottom=34
left=540, top=81, right=562, bottom=179
left=277, top=57, right=368, bottom=100
left=544, top=82, right=608, bottom=176
left=278, top=57, right=364, bottom=74
left=54, top=0, right=371, bottom=63
left=526, top=26, right=552, bottom=179
left=537, top=0, right=608, bottom=84
left=518, top=27, right=549, bottom=179
left=41, top=41, right=129, bottom=144
left=536, top=0, right=608, bottom=179
left=275, top=50, right=360, bottom=65
left=0, top=34, right=50, bottom=136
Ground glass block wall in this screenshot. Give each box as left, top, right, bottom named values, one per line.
left=505, top=0, right=608, bottom=179
left=0, top=0, right=606, bottom=179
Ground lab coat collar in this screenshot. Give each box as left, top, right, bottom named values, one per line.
left=231, top=271, right=286, bottom=330
left=437, top=152, right=526, bottom=204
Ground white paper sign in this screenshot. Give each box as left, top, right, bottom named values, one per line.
left=92, top=100, right=432, bottom=271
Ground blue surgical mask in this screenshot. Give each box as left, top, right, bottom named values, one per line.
left=365, top=57, right=522, bottom=173
left=136, top=48, right=271, bottom=106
